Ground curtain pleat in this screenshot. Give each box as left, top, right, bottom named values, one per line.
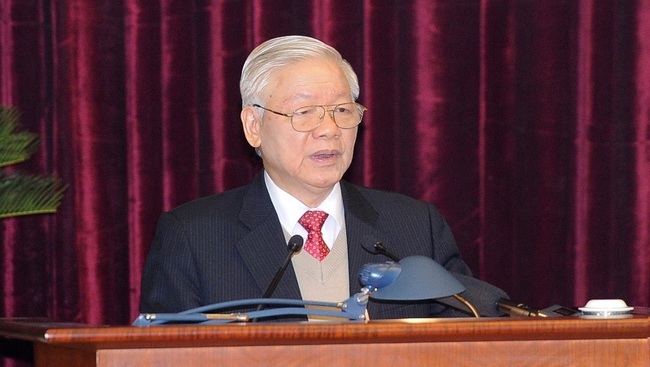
left=194, top=1, right=260, bottom=193
left=482, top=0, right=580, bottom=307
left=572, top=0, right=650, bottom=307
left=50, top=0, right=130, bottom=324
left=0, top=1, right=648, bottom=341
left=1, top=0, right=53, bottom=328
left=631, top=0, right=650, bottom=305
left=357, top=1, right=401, bottom=189
left=124, top=0, right=164, bottom=322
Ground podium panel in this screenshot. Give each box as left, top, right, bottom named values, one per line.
left=2, top=316, right=649, bottom=367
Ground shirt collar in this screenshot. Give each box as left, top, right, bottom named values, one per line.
left=264, top=171, right=344, bottom=244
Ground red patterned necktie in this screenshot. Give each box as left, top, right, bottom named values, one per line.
left=298, top=210, right=330, bottom=261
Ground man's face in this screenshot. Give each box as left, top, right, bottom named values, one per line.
left=242, top=59, right=358, bottom=205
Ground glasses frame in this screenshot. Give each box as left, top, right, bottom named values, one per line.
left=252, top=102, right=367, bottom=132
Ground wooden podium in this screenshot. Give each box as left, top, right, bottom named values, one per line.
left=1, top=316, right=649, bottom=366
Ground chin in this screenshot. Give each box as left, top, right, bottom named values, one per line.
left=308, top=174, right=342, bottom=189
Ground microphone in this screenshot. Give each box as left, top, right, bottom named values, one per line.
left=496, top=298, right=547, bottom=317
left=360, top=235, right=401, bottom=261
left=255, top=235, right=304, bottom=314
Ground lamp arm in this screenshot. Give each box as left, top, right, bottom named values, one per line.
left=178, top=298, right=338, bottom=315
left=453, top=294, right=480, bottom=318
left=133, top=288, right=372, bottom=326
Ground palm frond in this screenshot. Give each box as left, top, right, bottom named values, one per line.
left=0, top=107, right=39, bottom=167
left=0, top=173, right=67, bottom=219
left=0, top=106, right=67, bottom=219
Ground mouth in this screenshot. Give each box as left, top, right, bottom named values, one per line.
left=310, top=150, right=342, bottom=161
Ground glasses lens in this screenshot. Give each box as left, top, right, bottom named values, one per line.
left=291, top=106, right=323, bottom=132
left=332, top=103, right=363, bottom=128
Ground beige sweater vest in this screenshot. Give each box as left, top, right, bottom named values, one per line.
left=285, top=228, right=350, bottom=320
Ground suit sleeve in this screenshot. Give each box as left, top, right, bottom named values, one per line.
left=426, top=204, right=509, bottom=317
left=426, top=204, right=474, bottom=276
left=140, top=212, right=203, bottom=313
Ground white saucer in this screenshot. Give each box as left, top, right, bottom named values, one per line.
left=578, top=306, right=634, bottom=313
left=578, top=299, right=634, bottom=315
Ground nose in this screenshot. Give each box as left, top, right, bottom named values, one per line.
left=312, top=107, right=341, bottom=137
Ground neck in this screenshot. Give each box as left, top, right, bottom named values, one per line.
left=293, top=187, right=333, bottom=208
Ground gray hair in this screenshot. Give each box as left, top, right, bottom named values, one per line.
left=240, top=35, right=360, bottom=107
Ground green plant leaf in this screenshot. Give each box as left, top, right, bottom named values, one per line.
left=0, top=107, right=39, bottom=167
left=0, top=106, right=67, bottom=219
left=0, top=173, right=67, bottom=219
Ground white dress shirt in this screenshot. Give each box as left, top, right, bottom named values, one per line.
left=264, top=171, right=344, bottom=250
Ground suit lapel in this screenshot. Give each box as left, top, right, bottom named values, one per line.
left=341, top=181, right=390, bottom=294
left=235, top=174, right=303, bottom=300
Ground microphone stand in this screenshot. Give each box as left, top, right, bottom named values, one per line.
left=256, top=235, right=303, bottom=312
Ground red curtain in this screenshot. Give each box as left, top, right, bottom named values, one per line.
left=1, top=0, right=649, bottom=331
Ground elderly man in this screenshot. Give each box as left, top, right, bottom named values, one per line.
left=140, top=35, right=507, bottom=319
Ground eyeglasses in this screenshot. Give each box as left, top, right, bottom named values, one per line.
left=253, top=102, right=367, bottom=132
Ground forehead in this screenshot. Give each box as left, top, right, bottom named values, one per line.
left=265, top=59, right=351, bottom=103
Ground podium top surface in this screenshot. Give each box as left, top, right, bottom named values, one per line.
left=1, top=316, right=648, bottom=350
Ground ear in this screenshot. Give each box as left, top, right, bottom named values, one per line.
left=241, top=106, right=261, bottom=148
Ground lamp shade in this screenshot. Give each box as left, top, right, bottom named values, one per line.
left=359, top=256, right=466, bottom=301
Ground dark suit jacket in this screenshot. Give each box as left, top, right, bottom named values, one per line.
left=140, top=173, right=507, bottom=319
